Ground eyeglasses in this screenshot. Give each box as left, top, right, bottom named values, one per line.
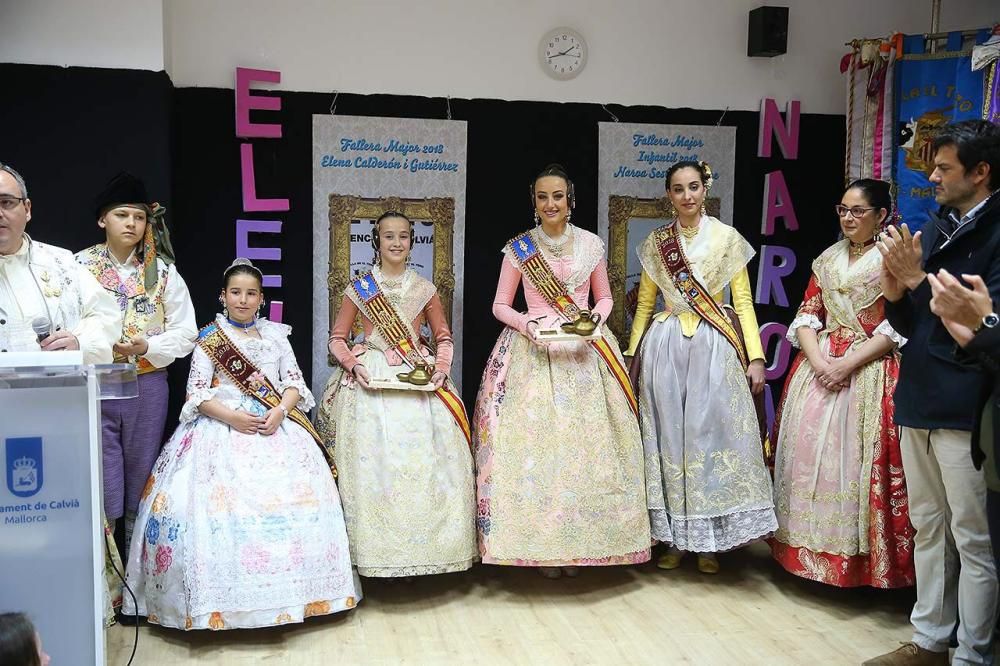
left=835, top=205, right=877, bottom=219
left=0, top=196, right=26, bottom=211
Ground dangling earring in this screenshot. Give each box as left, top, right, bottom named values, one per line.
left=374, top=249, right=382, bottom=267
left=533, top=211, right=540, bottom=226
left=566, top=210, right=572, bottom=222
left=700, top=203, right=707, bottom=216
left=256, top=300, right=265, bottom=321
left=219, top=296, right=229, bottom=319
left=666, top=203, right=677, bottom=218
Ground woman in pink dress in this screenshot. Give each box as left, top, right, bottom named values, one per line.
left=473, top=164, right=650, bottom=578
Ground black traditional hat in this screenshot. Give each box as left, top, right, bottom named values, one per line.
left=94, top=172, right=151, bottom=218
left=94, top=172, right=175, bottom=291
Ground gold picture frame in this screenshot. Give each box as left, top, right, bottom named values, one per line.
left=327, top=195, right=457, bottom=335
left=607, top=195, right=720, bottom=342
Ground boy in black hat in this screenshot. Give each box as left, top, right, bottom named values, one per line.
left=76, top=172, right=197, bottom=557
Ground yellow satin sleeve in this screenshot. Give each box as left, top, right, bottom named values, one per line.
left=730, top=266, right=765, bottom=361
left=625, top=270, right=658, bottom=356
left=624, top=266, right=764, bottom=362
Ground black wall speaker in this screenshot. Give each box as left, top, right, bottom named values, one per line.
left=748, top=6, right=788, bottom=57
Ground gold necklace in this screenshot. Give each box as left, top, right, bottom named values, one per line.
left=679, top=224, right=700, bottom=240
left=849, top=237, right=876, bottom=258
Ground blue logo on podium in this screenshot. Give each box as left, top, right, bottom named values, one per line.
left=6, top=437, right=43, bottom=498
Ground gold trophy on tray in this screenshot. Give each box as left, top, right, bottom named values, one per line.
left=396, top=361, right=433, bottom=386
left=533, top=310, right=603, bottom=342
left=560, top=310, right=602, bottom=336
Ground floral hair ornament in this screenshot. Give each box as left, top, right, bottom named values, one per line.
left=698, top=161, right=714, bottom=191
left=881, top=207, right=901, bottom=231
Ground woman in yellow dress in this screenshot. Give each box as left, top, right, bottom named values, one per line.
left=626, top=160, right=777, bottom=573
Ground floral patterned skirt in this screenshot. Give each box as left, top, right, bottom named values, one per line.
left=122, top=410, right=361, bottom=630
left=771, top=349, right=914, bottom=588
left=638, top=317, right=778, bottom=553
left=474, top=326, right=651, bottom=566
left=317, top=352, right=477, bottom=577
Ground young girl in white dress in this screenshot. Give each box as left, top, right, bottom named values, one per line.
left=122, top=258, right=360, bottom=630
left=318, top=212, right=477, bottom=578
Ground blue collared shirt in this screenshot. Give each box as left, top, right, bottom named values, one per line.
left=948, top=190, right=999, bottom=232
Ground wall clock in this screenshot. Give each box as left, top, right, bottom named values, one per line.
left=539, top=27, right=587, bottom=80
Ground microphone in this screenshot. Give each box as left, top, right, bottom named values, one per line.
left=31, top=316, right=52, bottom=344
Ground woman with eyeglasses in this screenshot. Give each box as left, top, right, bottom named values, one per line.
left=771, top=178, right=915, bottom=588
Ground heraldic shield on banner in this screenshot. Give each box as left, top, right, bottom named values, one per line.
left=894, top=29, right=991, bottom=231
left=900, top=107, right=952, bottom=176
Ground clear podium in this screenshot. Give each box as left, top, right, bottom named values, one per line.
left=0, top=352, right=137, bottom=666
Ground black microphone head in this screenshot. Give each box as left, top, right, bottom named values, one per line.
left=31, top=316, right=51, bottom=337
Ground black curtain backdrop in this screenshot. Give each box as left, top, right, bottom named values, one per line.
left=2, top=64, right=845, bottom=423
left=1, top=65, right=173, bottom=250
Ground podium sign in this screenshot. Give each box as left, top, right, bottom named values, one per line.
left=0, top=352, right=105, bottom=666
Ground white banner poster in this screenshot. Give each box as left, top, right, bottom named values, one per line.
left=597, top=122, right=736, bottom=341
left=312, top=116, right=467, bottom=395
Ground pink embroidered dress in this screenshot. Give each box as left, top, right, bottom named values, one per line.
left=473, top=225, right=651, bottom=566
left=316, top=268, right=477, bottom=578
left=771, top=240, right=915, bottom=588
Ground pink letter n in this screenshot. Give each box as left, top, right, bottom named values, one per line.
left=758, top=99, right=800, bottom=159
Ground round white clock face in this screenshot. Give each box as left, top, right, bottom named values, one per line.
left=539, top=28, right=587, bottom=80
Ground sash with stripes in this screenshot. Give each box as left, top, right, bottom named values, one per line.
left=197, top=323, right=336, bottom=473
left=350, top=272, right=472, bottom=448
left=505, top=232, right=638, bottom=418
left=653, top=224, right=749, bottom=369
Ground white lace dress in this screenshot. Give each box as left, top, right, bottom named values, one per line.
left=633, top=218, right=777, bottom=552
left=122, top=316, right=361, bottom=630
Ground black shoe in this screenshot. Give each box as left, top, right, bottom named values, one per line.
left=115, top=610, right=142, bottom=626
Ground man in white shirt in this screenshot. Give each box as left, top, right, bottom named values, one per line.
left=76, top=172, right=197, bottom=556
left=0, top=162, right=126, bottom=625
left=0, top=163, right=118, bottom=361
